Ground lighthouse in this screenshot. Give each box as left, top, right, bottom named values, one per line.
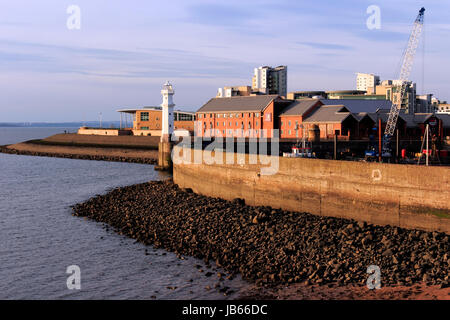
left=160, top=81, right=175, bottom=142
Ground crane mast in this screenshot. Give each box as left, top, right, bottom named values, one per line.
left=382, top=7, right=425, bottom=157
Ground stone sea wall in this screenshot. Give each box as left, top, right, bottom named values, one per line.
left=173, top=146, right=450, bottom=234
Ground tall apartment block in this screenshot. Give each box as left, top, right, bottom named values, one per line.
left=356, top=73, right=380, bottom=92
left=366, top=80, right=417, bottom=114
left=252, top=66, right=287, bottom=97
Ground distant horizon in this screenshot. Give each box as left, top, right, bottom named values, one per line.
left=0, top=121, right=121, bottom=126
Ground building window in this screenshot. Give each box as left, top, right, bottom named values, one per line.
left=230, top=114, right=233, bottom=118
left=217, top=122, right=219, bottom=126
left=288, top=130, right=291, bottom=135
left=198, top=114, right=203, bottom=119
left=140, top=112, right=149, bottom=121
left=224, top=114, right=227, bottom=118
left=256, top=121, right=258, bottom=126
left=141, top=127, right=149, bottom=130
left=256, top=113, right=260, bottom=118
left=288, top=120, right=291, bottom=127
left=281, top=130, right=284, bottom=134
left=178, top=113, right=194, bottom=121
left=281, top=121, right=283, bottom=126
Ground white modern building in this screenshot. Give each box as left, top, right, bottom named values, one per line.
left=356, top=73, right=380, bottom=92
left=252, top=66, right=287, bottom=97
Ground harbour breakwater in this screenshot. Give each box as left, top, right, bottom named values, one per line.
left=71, top=180, right=449, bottom=288
left=173, top=146, right=450, bottom=234
left=0, top=141, right=158, bottom=165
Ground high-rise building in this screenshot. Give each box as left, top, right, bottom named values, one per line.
left=356, top=73, right=380, bottom=92
left=366, top=80, right=417, bottom=113
left=252, top=66, right=287, bottom=97
left=416, top=94, right=433, bottom=113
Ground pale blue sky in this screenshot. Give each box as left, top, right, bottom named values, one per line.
left=0, top=0, right=449, bottom=121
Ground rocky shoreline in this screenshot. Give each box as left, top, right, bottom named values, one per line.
left=71, top=180, right=449, bottom=291
left=0, top=145, right=157, bottom=165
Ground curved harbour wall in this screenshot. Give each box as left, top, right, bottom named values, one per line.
left=173, top=146, right=450, bottom=234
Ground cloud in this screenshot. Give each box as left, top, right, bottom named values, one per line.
left=0, top=51, right=50, bottom=63
left=355, top=29, right=410, bottom=43
left=186, top=3, right=258, bottom=26
left=0, top=39, right=253, bottom=79
left=297, top=42, right=353, bottom=51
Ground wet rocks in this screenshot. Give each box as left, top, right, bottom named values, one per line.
left=72, top=179, right=449, bottom=288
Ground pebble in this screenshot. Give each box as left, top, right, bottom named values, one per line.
left=72, top=179, right=450, bottom=287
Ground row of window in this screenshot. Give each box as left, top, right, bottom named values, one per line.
left=140, top=112, right=162, bottom=122
left=201, top=121, right=260, bottom=129
left=203, top=129, right=261, bottom=136
left=280, top=129, right=298, bottom=136
left=141, top=112, right=183, bottom=122
left=176, top=113, right=195, bottom=121
left=198, top=112, right=261, bottom=119
left=280, top=120, right=300, bottom=128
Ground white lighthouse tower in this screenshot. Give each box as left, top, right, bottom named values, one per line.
left=160, top=81, right=175, bottom=142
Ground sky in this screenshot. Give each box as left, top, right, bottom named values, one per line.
left=0, top=0, right=449, bottom=122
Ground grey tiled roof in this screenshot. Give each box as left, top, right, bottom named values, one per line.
left=279, top=99, right=322, bottom=116
left=320, top=99, right=392, bottom=113
left=303, top=105, right=355, bottom=123
left=196, top=95, right=280, bottom=113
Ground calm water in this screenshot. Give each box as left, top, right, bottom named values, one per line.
left=0, top=127, right=78, bottom=145
left=0, top=128, right=248, bottom=299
